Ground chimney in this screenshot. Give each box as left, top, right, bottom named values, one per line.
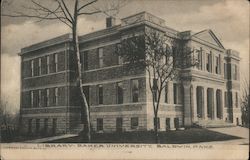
left=106, top=17, right=116, bottom=28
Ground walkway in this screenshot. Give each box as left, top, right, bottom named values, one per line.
left=197, top=126, right=249, bottom=145
left=23, top=134, right=78, bottom=143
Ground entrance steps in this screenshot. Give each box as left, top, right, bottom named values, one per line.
left=193, top=119, right=235, bottom=128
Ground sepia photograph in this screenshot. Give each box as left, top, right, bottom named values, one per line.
left=1, top=0, right=249, bottom=159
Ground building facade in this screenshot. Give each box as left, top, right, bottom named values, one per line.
left=19, top=12, right=241, bottom=135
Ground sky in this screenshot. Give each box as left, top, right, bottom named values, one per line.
left=1, top=0, right=249, bottom=114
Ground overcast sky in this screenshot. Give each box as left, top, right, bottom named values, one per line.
left=1, top=0, right=249, bottom=114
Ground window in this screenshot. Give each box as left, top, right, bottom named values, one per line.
left=206, top=53, right=212, bottom=72
left=98, top=48, right=104, bottom=68
left=31, top=91, right=34, bottom=108
left=174, top=118, right=179, bottom=128
left=38, top=58, right=42, bottom=75
left=51, top=88, right=57, bottom=106
left=49, top=54, right=56, bottom=73
left=46, top=89, right=49, bottom=107
left=118, top=56, right=123, bottom=65
left=132, top=79, right=139, bottom=102
left=97, top=118, right=103, bottom=131
left=84, top=51, right=88, bottom=70
left=41, top=56, right=47, bottom=75
left=224, top=63, right=227, bottom=79
left=173, top=83, right=178, bottom=104
left=36, top=119, right=40, bottom=134
left=215, top=56, right=219, bottom=74
left=46, top=56, right=50, bottom=74
left=165, top=83, right=168, bottom=103
left=55, top=53, right=58, bottom=72
left=28, top=119, right=32, bottom=134
left=235, top=92, right=238, bottom=108
left=229, top=92, right=233, bottom=108
left=166, top=118, right=170, bottom=130
left=173, top=83, right=182, bottom=104
left=55, top=88, right=58, bottom=106
left=117, top=82, right=123, bottom=104
left=224, top=91, right=228, bottom=108
left=154, top=117, right=160, bottom=129
left=131, top=117, right=139, bottom=129
left=38, top=90, right=42, bottom=107
left=31, top=60, right=34, bottom=77
left=52, top=118, right=57, bottom=135
left=232, top=64, right=238, bottom=80
left=116, top=43, right=123, bottom=65
left=98, top=85, right=103, bottom=104
left=44, top=118, right=48, bottom=134
left=116, top=117, right=123, bottom=132
left=196, top=48, right=202, bottom=70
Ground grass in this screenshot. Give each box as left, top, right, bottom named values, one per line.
left=47, top=128, right=241, bottom=143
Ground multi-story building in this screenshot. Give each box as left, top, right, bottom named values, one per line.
left=19, top=12, right=241, bottom=135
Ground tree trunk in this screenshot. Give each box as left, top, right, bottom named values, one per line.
left=154, top=112, right=159, bottom=143
left=73, top=0, right=91, bottom=142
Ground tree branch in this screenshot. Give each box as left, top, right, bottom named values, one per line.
left=77, top=0, right=98, bottom=12
left=78, top=10, right=101, bottom=16
left=55, top=0, right=73, bottom=23
left=60, top=0, right=74, bottom=22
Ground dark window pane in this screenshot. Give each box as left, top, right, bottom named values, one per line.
left=44, top=118, right=48, bottom=134
left=52, top=118, right=57, bottom=135
left=132, top=79, right=139, bottom=102
left=36, top=119, right=40, bottom=134
left=117, top=82, right=123, bottom=104
left=98, top=85, right=103, bottom=104
left=97, top=118, right=103, bottom=131
left=131, top=117, right=139, bottom=129
left=116, top=117, right=123, bottom=132
left=174, top=118, right=179, bottom=128
left=84, top=51, right=88, bottom=70
left=28, top=119, right=32, bottom=134
left=98, top=48, right=104, bottom=68
left=165, top=83, right=168, bottom=103
left=166, top=118, right=170, bottom=130
left=173, top=83, right=177, bottom=104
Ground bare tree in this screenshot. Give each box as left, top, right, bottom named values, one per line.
left=241, top=75, right=249, bottom=128
left=2, top=0, right=126, bottom=142
left=0, top=100, right=20, bottom=142
left=117, top=28, right=197, bottom=143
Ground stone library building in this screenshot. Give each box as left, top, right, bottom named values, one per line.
left=19, top=12, right=241, bottom=136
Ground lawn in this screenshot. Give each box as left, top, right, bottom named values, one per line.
left=47, top=128, right=241, bottom=143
